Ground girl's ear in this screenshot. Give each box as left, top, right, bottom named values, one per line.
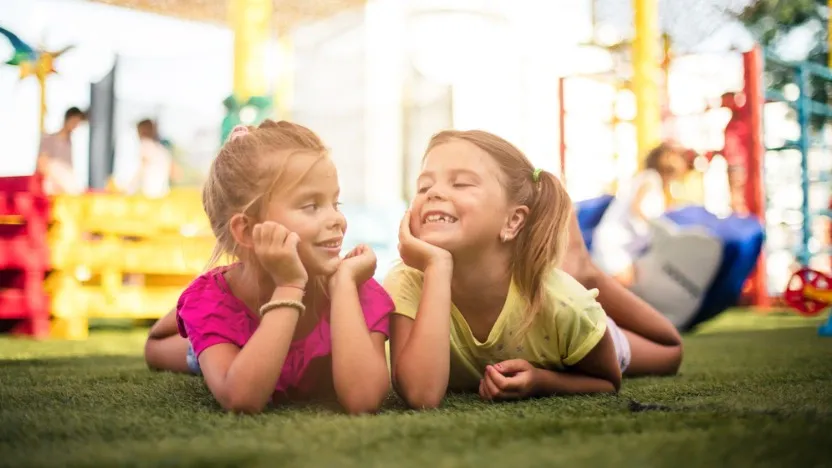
left=229, top=213, right=255, bottom=249
left=501, top=205, right=529, bottom=242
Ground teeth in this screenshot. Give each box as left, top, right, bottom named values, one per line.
left=320, top=241, right=341, bottom=248
left=424, top=213, right=457, bottom=223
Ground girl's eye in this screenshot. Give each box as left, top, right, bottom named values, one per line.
left=333, top=202, right=343, bottom=211
left=417, top=186, right=429, bottom=194
left=304, top=203, right=319, bottom=212
left=453, top=183, right=471, bottom=188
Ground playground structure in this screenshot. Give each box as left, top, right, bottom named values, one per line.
left=0, top=175, right=214, bottom=339
left=0, top=176, right=50, bottom=337
left=566, top=30, right=832, bottom=319
left=783, top=268, right=832, bottom=336
left=763, top=53, right=832, bottom=272
left=763, top=50, right=832, bottom=335
left=563, top=0, right=831, bottom=331
left=0, top=0, right=323, bottom=339
left=0, top=0, right=830, bottom=339
left=0, top=26, right=74, bottom=133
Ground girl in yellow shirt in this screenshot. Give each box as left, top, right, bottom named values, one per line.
left=385, top=130, right=683, bottom=408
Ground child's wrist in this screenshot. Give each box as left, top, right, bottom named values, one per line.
left=272, top=285, right=305, bottom=301
left=274, top=279, right=306, bottom=291
left=529, top=368, right=550, bottom=397
left=329, top=271, right=356, bottom=289
left=426, top=256, right=453, bottom=274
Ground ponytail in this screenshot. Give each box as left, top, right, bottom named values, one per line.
left=512, top=170, right=572, bottom=336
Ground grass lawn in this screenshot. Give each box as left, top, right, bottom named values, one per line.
left=1, top=310, right=831, bottom=467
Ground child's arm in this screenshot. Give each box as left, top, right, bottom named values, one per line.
left=144, top=307, right=191, bottom=373
left=629, top=176, right=658, bottom=222
left=388, top=211, right=455, bottom=409
left=533, top=330, right=621, bottom=394
left=328, top=245, right=392, bottom=414
left=389, top=260, right=453, bottom=409
left=561, top=211, right=682, bottom=347
left=480, top=331, right=621, bottom=400
left=329, top=277, right=390, bottom=415
left=147, top=307, right=178, bottom=339
left=183, top=222, right=309, bottom=414
left=196, top=286, right=302, bottom=414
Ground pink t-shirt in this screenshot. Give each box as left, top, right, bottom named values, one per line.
left=176, top=266, right=393, bottom=397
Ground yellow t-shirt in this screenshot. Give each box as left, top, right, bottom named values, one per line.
left=383, top=263, right=609, bottom=391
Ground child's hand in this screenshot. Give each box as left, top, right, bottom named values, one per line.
left=253, top=221, right=308, bottom=289
left=398, top=209, right=452, bottom=272
left=333, top=244, right=377, bottom=286
left=478, top=360, right=538, bottom=402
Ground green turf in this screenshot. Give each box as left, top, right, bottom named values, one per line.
left=1, top=311, right=831, bottom=468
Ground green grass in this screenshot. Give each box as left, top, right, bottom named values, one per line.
left=1, top=311, right=831, bottom=468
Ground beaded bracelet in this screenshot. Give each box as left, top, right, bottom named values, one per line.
left=259, top=299, right=306, bottom=318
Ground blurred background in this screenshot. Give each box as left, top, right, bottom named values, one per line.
left=0, top=0, right=830, bottom=339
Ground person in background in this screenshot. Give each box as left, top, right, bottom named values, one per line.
left=125, top=119, right=175, bottom=198
left=36, top=107, right=86, bottom=194
left=674, top=147, right=706, bottom=206
left=591, top=142, right=689, bottom=287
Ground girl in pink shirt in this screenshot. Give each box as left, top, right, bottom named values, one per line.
left=143, top=120, right=394, bottom=414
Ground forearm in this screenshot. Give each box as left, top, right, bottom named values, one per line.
left=329, top=277, right=390, bottom=414
left=221, top=288, right=301, bottom=412
left=532, top=368, right=618, bottom=396
left=587, top=268, right=682, bottom=346
left=147, top=307, right=178, bottom=339
left=562, top=210, right=681, bottom=347
left=393, top=261, right=453, bottom=409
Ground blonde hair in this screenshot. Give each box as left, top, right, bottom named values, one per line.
left=425, top=130, right=573, bottom=336
left=203, top=120, right=328, bottom=269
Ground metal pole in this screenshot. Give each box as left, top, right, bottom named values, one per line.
left=797, top=64, right=812, bottom=266
left=38, top=73, right=46, bottom=134
left=632, top=0, right=662, bottom=168
left=230, top=0, right=272, bottom=102
left=743, top=46, right=769, bottom=307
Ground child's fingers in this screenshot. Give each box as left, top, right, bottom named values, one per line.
left=483, top=372, right=501, bottom=398
left=482, top=375, right=523, bottom=401
left=263, top=223, right=277, bottom=247
left=495, top=389, right=522, bottom=401
left=284, top=231, right=299, bottom=251
left=252, top=224, right=262, bottom=246
left=486, top=365, right=514, bottom=391
left=478, top=379, right=488, bottom=400
left=502, top=374, right=530, bottom=394
left=494, top=359, right=530, bottom=376
left=398, top=210, right=413, bottom=242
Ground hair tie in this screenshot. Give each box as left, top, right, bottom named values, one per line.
left=532, top=168, right=543, bottom=183
left=229, top=125, right=249, bottom=142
